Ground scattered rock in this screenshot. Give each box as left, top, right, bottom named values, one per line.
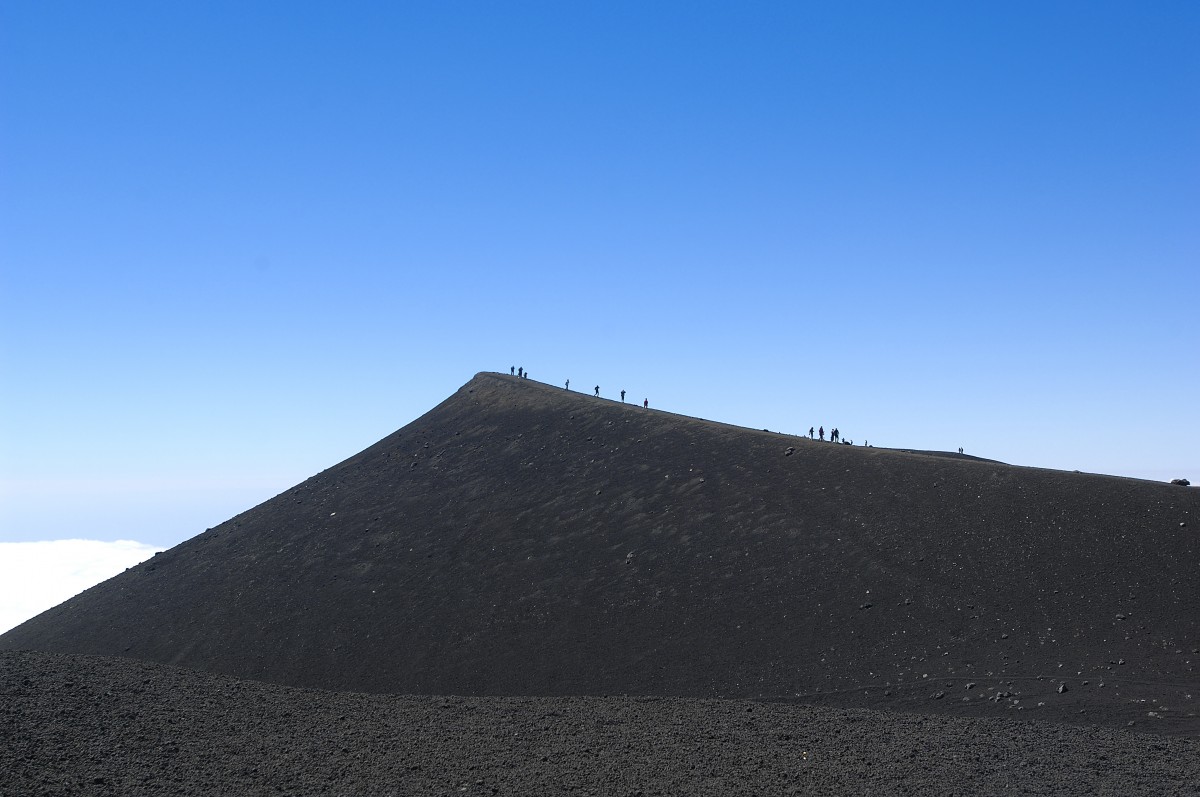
left=1058, top=683, right=1068, bottom=694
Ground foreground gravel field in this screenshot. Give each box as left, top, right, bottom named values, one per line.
left=3, top=651, right=1197, bottom=796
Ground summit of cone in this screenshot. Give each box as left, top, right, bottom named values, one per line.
left=3, top=372, right=1197, bottom=732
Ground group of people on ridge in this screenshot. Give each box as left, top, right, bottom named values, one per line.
left=809, top=426, right=861, bottom=446
left=508, top=368, right=908, bottom=447
left=810, top=426, right=841, bottom=442
left=510, top=366, right=649, bottom=409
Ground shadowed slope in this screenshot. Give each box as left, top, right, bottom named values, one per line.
left=3, top=373, right=1198, bottom=733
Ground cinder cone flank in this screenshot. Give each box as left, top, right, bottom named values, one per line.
left=3, top=373, right=1197, bottom=732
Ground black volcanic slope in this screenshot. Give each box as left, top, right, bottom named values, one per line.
left=3, top=372, right=1198, bottom=735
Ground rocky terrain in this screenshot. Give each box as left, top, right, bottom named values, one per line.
left=3, top=650, right=1197, bottom=796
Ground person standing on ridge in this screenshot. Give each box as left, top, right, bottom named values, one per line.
left=565, top=379, right=570, bottom=390
left=620, top=389, right=626, bottom=402
left=819, top=426, right=824, bottom=440
left=510, top=366, right=515, bottom=375
left=518, top=367, right=524, bottom=378
left=643, top=398, right=648, bottom=408
left=594, top=385, right=600, bottom=397
left=808, top=426, right=814, bottom=439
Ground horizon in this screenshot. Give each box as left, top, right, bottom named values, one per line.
left=1, top=2, right=1197, bottom=629
left=3, top=365, right=1192, bottom=547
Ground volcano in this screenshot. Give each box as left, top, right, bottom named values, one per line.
left=3, top=372, right=1198, bottom=735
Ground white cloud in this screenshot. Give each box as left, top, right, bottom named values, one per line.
left=0, top=539, right=164, bottom=635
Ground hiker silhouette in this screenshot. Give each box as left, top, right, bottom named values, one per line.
left=808, top=427, right=814, bottom=439
left=510, top=366, right=515, bottom=376
left=819, top=426, right=824, bottom=441
left=518, top=367, right=523, bottom=378
left=565, top=380, right=570, bottom=391
left=620, top=390, right=625, bottom=402
left=643, top=398, right=648, bottom=408
left=594, top=385, right=600, bottom=397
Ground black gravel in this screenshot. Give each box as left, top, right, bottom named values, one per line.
left=4, top=650, right=1197, bottom=796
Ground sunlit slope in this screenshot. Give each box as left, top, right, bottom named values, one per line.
left=3, top=373, right=1196, bottom=714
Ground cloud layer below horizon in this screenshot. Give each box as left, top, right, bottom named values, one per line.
left=0, top=539, right=164, bottom=635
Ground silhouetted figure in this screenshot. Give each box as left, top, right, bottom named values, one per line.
left=594, top=385, right=600, bottom=397
left=620, top=389, right=626, bottom=402
left=832, top=428, right=840, bottom=443
left=958, top=447, right=964, bottom=454
left=525, top=371, right=530, bottom=380
left=510, top=366, right=515, bottom=376
left=643, top=398, right=648, bottom=408
left=819, top=426, right=824, bottom=440
left=809, top=427, right=814, bottom=439
left=565, top=379, right=570, bottom=390
left=518, top=367, right=524, bottom=379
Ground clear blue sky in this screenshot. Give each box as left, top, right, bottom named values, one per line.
left=2, top=1, right=1197, bottom=548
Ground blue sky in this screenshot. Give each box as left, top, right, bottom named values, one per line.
left=1, top=1, right=1197, bottom=562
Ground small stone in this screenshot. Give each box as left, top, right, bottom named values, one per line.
left=1058, top=683, right=1068, bottom=694
left=965, top=682, right=975, bottom=690
left=933, top=691, right=945, bottom=699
